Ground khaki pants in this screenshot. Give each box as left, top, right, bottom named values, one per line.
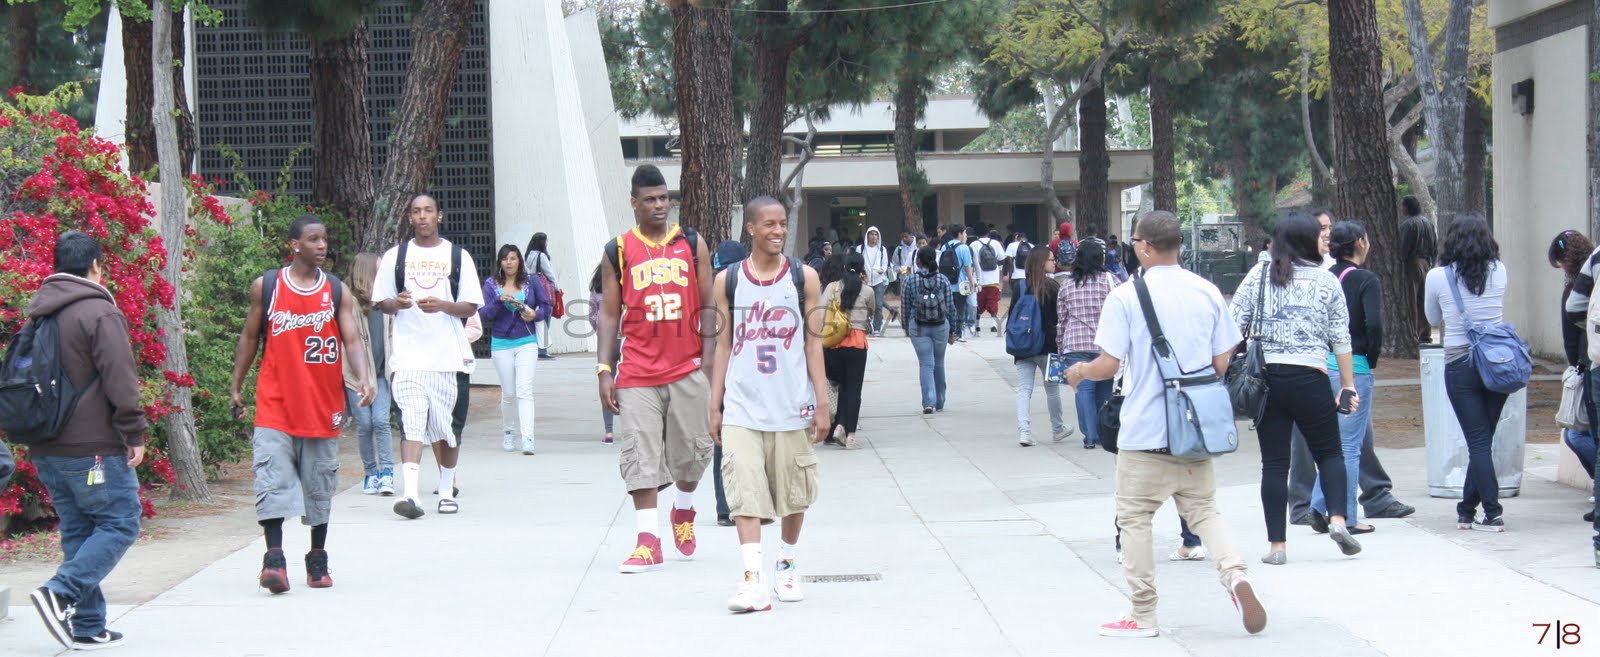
left=616, top=371, right=714, bottom=492
left=1115, top=450, right=1248, bottom=627
left=720, top=426, right=819, bottom=520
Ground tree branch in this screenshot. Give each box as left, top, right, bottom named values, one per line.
left=1300, top=45, right=1333, bottom=185
left=780, top=113, right=817, bottom=193
left=1384, top=70, right=1421, bottom=117
left=1278, top=0, right=1323, bottom=8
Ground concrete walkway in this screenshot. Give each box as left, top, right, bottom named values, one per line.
left=4, top=335, right=1599, bottom=656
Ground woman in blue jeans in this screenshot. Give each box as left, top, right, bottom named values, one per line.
left=343, top=253, right=395, bottom=496
left=1310, top=222, right=1379, bottom=534
left=1425, top=215, right=1511, bottom=532
left=1012, top=248, right=1069, bottom=446
left=1056, top=239, right=1114, bottom=448
left=901, top=245, right=954, bottom=413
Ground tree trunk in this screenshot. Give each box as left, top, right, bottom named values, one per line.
left=1230, top=125, right=1266, bottom=246
left=1462, top=97, right=1487, bottom=215
left=1330, top=0, right=1414, bottom=358
left=309, top=25, right=375, bottom=257
left=1592, top=0, right=1600, bottom=237
left=670, top=0, right=737, bottom=246
left=1149, top=70, right=1176, bottom=212
left=1402, top=0, right=1471, bottom=231
left=123, top=2, right=195, bottom=177
left=151, top=0, right=212, bottom=503
left=8, top=3, right=38, bottom=92
left=369, top=0, right=474, bottom=251
left=1078, top=85, right=1109, bottom=237
left=894, top=74, right=926, bottom=235
left=742, top=0, right=795, bottom=204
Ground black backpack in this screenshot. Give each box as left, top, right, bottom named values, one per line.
left=912, top=272, right=948, bottom=326
left=938, top=241, right=962, bottom=283
left=0, top=304, right=96, bottom=445
left=1014, top=240, right=1033, bottom=267
left=978, top=240, right=999, bottom=271
left=1055, top=239, right=1078, bottom=269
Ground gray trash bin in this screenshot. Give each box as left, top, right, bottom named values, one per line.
left=1420, top=344, right=1524, bottom=498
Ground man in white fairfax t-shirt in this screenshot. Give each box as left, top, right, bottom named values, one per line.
left=371, top=193, right=484, bottom=520
left=709, top=196, right=831, bottom=614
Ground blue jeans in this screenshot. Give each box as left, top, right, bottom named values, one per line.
left=1066, top=352, right=1112, bottom=445
left=909, top=321, right=949, bottom=409
left=34, top=455, right=142, bottom=638
left=1565, top=428, right=1596, bottom=479
left=1115, top=517, right=1201, bottom=551
left=949, top=294, right=968, bottom=337
left=346, top=377, right=394, bottom=476
left=1312, top=370, right=1374, bottom=519
left=870, top=282, right=888, bottom=334
left=1446, top=358, right=1508, bottom=518
left=1014, top=355, right=1065, bottom=436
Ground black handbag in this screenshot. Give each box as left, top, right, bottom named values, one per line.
left=1225, top=266, right=1270, bottom=426
left=1097, top=373, right=1124, bottom=454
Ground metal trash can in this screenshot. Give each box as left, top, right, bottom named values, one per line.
left=1420, top=344, right=1525, bottom=498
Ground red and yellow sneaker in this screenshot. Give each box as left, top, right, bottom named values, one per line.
left=670, top=508, right=697, bottom=560
left=259, top=548, right=289, bottom=594
left=618, top=533, right=663, bottom=574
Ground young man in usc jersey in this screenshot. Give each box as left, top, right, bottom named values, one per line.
left=231, top=215, right=374, bottom=593
left=597, top=164, right=717, bottom=573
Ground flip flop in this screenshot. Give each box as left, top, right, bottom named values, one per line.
left=438, top=499, right=459, bottom=514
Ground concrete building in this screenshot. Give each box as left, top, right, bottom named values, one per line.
left=620, top=97, right=1153, bottom=249
left=1489, top=0, right=1591, bottom=360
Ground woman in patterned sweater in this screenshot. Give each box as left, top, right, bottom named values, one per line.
left=1231, top=211, right=1363, bottom=565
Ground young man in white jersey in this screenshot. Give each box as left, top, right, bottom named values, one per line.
left=372, top=194, right=484, bottom=519
left=709, top=196, right=831, bottom=613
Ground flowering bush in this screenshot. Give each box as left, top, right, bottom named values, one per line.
left=0, top=86, right=184, bottom=528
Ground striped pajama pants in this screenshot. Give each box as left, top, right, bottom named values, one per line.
left=392, top=370, right=460, bottom=447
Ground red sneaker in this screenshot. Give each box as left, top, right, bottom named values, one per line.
left=259, top=548, right=289, bottom=594
left=305, top=549, right=333, bottom=589
left=670, top=507, right=697, bottom=560
left=618, top=533, right=663, bottom=573
left=1098, top=617, right=1158, bottom=638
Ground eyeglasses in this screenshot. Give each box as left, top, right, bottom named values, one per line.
left=1131, top=238, right=1146, bottom=244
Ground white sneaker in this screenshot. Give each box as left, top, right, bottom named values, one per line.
left=501, top=431, right=515, bottom=452
left=1019, top=433, right=1036, bottom=447
left=728, top=571, right=772, bottom=613
left=1053, top=426, right=1076, bottom=442
left=1169, top=545, right=1208, bottom=561
left=773, top=559, right=804, bottom=602
left=521, top=436, right=536, bottom=455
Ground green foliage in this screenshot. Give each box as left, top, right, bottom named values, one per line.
left=0, top=2, right=107, bottom=125
left=963, top=102, right=1046, bottom=153
left=242, top=0, right=378, bottom=41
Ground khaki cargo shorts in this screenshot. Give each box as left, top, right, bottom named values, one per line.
left=720, top=425, right=820, bottom=521
left=617, top=370, right=714, bottom=492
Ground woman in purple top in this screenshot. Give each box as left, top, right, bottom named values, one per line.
left=479, top=244, right=551, bottom=455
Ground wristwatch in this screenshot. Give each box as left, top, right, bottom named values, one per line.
left=596, top=363, right=613, bottom=376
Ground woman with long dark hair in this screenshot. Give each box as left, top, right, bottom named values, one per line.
left=1550, top=231, right=1599, bottom=511
left=822, top=252, right=874, bottom=449
left=343, top=252, right=394, bottom=495
left=1427, top=215, right=1511, bottom=532
left=1307, top=221, right=1381, bottom=534
left=1232, top=211, right=1362, bottom=564
left=480, top=244, right=551, bottom=455
left=1056, top=239, right=1115, bottom=448
left=901, top=245, right=954, bottom=413
left=1010, top=248, right=1068, bottom=447
left=524, top=232, right=561, bottom=360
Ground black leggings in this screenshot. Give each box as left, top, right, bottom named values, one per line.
left=825, top=347, right=869, bottom=434
left=1258, top=364, right=1348, bottom=543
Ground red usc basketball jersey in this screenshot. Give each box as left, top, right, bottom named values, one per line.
left=255, top=270, right=346, bottom=438
left=615, top=225, right=703, bottom=389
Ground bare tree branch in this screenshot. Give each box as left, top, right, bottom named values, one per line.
left=780, top=113, right=817, bottom=193
left=1384, top=70, right=1421, bottom=116
left=1279, top=0, right=1323, bottom=8
left=1300, top=45, right=1334, bottom=185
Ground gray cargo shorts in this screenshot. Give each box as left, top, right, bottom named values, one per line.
left=252, top=427, right=340, bottom=526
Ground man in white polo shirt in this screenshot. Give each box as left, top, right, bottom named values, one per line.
left=1067, top=211, right=1266, bottom=639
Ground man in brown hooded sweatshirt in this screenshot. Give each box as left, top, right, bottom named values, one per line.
left=24, top=230, right=147, bottom=651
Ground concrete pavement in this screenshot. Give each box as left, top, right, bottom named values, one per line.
left=4, top=333, right=1600, bottom=656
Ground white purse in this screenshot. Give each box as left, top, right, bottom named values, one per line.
left=1557, top=366, right=1589, bottom=431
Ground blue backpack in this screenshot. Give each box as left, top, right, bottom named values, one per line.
left=1005, top=280, right=1046, bottom=358
left=1446, top=266, right=1532, bottom=394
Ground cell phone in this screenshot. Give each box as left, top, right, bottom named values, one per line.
left=1337, top=389, right=1357, bottom=415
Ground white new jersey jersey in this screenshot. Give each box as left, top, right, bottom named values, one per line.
left=724, top=259, right=817, bottom=432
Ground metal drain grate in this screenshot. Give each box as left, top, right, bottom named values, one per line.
left=803, top=573, right=883, bottom=584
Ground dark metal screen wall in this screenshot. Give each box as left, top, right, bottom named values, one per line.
left=193, top=0, right=495, bottom=284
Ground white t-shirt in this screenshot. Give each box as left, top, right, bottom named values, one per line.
left=372, top=239, right=486, bottom=373
left=1004, top=241, right=1031, bottom=280
left=973, top=237, right=1004, bottom=286
left=1094, top=265, right=1240, bottom=451
left=1425, top=262, right=1508, bottom=361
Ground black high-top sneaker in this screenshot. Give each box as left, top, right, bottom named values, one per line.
left=305, top=549, right=333, bottom=588
left=259, top=548, right=290, bottom=594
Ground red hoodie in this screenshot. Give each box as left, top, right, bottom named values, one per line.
left=1049, top=221, right=1076, bottom=253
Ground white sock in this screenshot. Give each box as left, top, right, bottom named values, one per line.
left=401, top=463, right=420, bottom=501
left=674, top=488, right=695, bottom=511
left=741, top=542, right=763, bottom=575
left=637, top=507, right=658, bottom=538
left=779, top=540, right=797, bottom=561
left=437, top=466, right=456, bottom=500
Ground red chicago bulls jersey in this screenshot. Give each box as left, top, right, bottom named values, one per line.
left=615, top=225, right=703, bottom=389
left=255, top=270, right=346, bottom=438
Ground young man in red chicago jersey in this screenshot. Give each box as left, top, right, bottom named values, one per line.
left=597, top=164, right=717, bottom=573
left=231, top=215, right=374, bottom=593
